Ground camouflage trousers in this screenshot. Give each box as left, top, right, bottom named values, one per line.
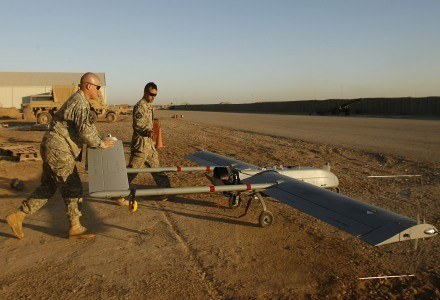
left=128, top=139, right=170, bottom=187
left=20, top=144, right=83, bottom=220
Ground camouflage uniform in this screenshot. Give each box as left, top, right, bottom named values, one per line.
left=20, top=90, right=103, bottom=220
left=127, top=98, right=170, bottom=187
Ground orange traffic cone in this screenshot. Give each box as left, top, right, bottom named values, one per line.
left=151, top=118, right=164, bottom=148
left=155, top=127, right=164, bottom=148
left=153, top=118, right=160, bottom=138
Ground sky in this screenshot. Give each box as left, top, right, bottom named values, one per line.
left=1, top=0, right=439, bottom=105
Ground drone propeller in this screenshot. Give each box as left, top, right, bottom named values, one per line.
left=412, top=212, right=420, bottom=250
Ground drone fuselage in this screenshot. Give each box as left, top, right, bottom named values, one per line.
left=213, top=166, right=339, bottom=189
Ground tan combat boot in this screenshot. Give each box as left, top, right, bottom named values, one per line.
left=159, top=195, right=176, bottom=202
left=6, top=211, right=27, bottom=239
left=116, top=198, right=129, bottom=206
left=68, top=218, right=95, bottom=239
left=158, top=195, right=168, bottom=201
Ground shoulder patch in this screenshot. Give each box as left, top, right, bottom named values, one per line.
left=135, top=112, right=143, bottom=119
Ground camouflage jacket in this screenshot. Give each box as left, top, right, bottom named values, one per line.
left=43, top=90, right=102, bottom=158
left=130, top=98, right=154, bottom=152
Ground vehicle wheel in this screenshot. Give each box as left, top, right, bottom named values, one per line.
left=228, top=195, right=241, bottom=209
left=89, top=111, right=98, bottom=124
left=37, top=112, right=52, bottom=124
left=259, top=211, right=274, bottom=228
left=106, top=112, right=116, bottom=123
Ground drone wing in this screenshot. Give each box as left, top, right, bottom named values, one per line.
left=242, top=171, right=437, bottom=246
left=185, top=150, right=259, bottom=171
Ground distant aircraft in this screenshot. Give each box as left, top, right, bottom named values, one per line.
left=87, top=140, right=438, bottom=247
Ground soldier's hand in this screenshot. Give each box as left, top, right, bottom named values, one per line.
left=100, top=140, right=116, bottom=149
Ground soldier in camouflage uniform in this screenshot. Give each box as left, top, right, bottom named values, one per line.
left=116, top=82, right=170, bottom=206
left=6, top=72, right=115, bottom=240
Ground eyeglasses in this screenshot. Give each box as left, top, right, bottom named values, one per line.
left=149, top=92, right=157, bottom=97
left=85, top=82, right=101, bottom=90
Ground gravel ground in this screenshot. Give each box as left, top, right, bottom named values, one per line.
left=0, top=114, right=439, bottom=299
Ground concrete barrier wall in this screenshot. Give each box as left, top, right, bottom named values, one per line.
left=169, top=97, right=440, bottom=117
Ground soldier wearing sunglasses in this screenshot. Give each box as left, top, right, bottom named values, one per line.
left=6, top=72, right=115, bottom=240
left=115, top=82, right=171, bottom=206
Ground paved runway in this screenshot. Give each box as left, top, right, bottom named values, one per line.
left=157, top=111, right=440, bottom=163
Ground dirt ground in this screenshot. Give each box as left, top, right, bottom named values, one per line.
left=161, top=111, right=440, bottom=163
left=0, top=114, right=439, bottom=299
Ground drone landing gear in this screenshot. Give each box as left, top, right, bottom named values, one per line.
left=238, top=192, right=274, bottom=227
left=228, top=194, right=242, bottom=209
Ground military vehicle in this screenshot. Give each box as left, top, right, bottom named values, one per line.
left=88, top=97, right=120, bottom=123
left=114, top=104, right=133, bottom=115
left=22, top=85, right=120, bottom=124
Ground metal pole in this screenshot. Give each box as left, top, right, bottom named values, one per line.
left=126, top=166, right=221, bottom=173
left=89, top=183, right=275, bottom=198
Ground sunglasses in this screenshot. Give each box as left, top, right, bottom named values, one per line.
left=149, top=92, right=157, bottom=97
left=85, top=82, right=101, bottom=90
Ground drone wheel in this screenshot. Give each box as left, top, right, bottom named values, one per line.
left=329, top=187, right=340, bottom=193
left=259, top=211, right=274, bottom=228
left=129, top=201, right=138, bottom=212
left=229, top=195, right=241, bottom=209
